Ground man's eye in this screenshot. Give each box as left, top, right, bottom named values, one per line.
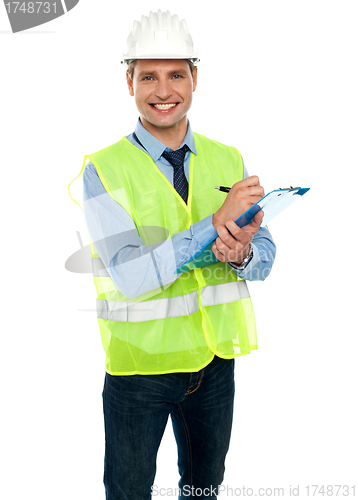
left=143, top=76, right=153, bottom=81
left=172, top=75, right=182, bottom=79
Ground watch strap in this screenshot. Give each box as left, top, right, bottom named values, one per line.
left=229, top=245, right=253, bottom=270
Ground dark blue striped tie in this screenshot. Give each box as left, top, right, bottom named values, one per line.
left=161, top=145, right=190, bottom=203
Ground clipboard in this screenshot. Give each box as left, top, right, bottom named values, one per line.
left=176, top=186, right=310, bottom=273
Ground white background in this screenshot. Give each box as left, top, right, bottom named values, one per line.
left=1, top=0, right=357, bottom=498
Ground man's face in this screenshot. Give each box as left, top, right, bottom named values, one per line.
left=126, top=59, right=197, bottom=131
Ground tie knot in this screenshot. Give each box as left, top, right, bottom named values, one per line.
left=161, top=144, right=190, bottom=169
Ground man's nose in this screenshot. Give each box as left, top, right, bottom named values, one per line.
left=155, top=79, right=172, bottom=100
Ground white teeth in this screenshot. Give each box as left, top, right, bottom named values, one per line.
left=153, top=103, right=177, bottom=109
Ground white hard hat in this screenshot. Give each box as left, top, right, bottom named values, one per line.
left=121, top=10, right=200, bottom=66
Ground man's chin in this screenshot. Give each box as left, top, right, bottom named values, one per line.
left=141, top=115, right=186, bottom=131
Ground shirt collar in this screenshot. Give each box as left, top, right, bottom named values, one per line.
left=134, top=117, right=197, bottom=161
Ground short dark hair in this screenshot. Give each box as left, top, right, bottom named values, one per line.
left=127, top=59, right=196, bottom=81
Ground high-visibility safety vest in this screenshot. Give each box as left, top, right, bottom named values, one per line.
left=80, top=132, right=257, bottom=375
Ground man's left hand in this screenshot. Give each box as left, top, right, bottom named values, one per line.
left=212, top=211, right=264, bottom=265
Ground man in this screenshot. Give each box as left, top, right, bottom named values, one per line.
left=78, top=10, right=276, bottom=500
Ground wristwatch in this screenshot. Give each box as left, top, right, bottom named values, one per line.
left=229, top=245, right=253, bottom=271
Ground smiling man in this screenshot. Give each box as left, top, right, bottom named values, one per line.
left=126, top=58, right=197, bottom=150
left=80, top=9, right=276, bottom=500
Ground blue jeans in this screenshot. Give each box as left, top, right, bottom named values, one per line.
left=102, top=355, right=235, bottom=499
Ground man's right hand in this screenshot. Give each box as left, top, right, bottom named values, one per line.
left=212, top=176, right=265, bottom=230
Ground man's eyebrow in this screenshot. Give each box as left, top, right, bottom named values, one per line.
left=137, top=71, right=157, bottom=78
left=168, top=69, right=187, bottom=75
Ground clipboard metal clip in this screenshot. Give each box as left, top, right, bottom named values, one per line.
left=277, top=186, right=302, bottom=196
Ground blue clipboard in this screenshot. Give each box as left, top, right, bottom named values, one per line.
left=176, top=186, right=310, bottom=273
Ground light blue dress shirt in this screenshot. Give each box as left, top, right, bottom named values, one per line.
left=83, top=118, right=276, bottom=299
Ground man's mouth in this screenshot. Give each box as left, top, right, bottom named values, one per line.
left=150, top=103, right=178, bottom=110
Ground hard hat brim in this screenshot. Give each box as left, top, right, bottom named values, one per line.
left=121, top=57, right=200, bottom=66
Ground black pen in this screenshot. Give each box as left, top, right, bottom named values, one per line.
left=215, top=186, right=231, bottom=193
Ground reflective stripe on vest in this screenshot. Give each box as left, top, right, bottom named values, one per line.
left=96, top=281, right=250, bottom=322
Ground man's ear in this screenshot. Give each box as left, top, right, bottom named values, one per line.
left=126, top=72, right=134, bottom=96
left=192, top=66, right=198, bottom=92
